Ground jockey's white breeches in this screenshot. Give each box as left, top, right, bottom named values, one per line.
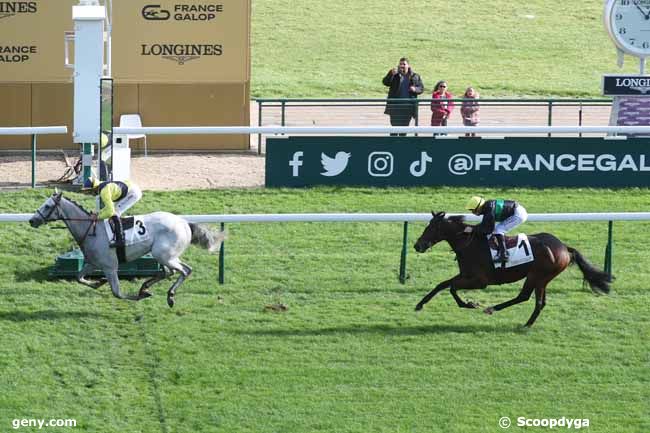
left=115, top=184, right=142, bottom=216
left=494, top=205, right=528, bottom=235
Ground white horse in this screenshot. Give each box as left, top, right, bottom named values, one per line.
left=29, top=191, right=225, bottom=307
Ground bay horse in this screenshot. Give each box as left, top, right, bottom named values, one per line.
left=29, top=191, right=225, bottom=307
left=413, top=212, right=611, bottom=327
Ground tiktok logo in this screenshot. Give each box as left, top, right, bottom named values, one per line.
left=409, top=152, right=433, bottom=177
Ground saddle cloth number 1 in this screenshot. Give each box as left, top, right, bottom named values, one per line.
left=491, top=234, right=535, bottom=269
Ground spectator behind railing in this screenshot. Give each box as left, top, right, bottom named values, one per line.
left=431, top=80, right=454, bottom=136
left=461, top=86, right=480, bottom=137
left=382, top=57, right=424, bottom=136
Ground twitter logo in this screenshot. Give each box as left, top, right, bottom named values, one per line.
left=321, top=152, right=351, bottom=176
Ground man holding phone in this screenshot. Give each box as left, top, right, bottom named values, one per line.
left=382, top=57, right=424, bottom=136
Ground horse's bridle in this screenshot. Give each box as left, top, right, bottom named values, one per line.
left=454, top=228, right=475, bottom=252
left=38, top=194, right=97, bottom=247
left=36, top=193, right=63, bottom=222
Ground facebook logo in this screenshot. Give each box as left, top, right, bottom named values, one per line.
left=289, top=151, right=303, bottom=177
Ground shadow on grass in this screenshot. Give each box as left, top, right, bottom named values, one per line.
left=0, top=309, right=108, bottom=322
left=233, top=322, right=515, bottom=336
left=14, top=266, right=53, bottom=283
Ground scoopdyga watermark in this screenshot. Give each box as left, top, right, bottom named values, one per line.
left=499, top=416, right=590, bottom=429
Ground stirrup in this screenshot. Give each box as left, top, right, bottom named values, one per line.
left=109, top=239, right=124, bottom=249
left=494, top=252, right=509, bottom=263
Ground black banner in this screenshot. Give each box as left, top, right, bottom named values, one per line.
left=603, top=75, right=650, bottom=96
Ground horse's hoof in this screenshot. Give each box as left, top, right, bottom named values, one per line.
left=484, top=307, right=494, bottom=315
left=466, top=301, right=480, bottom=309
left=139, top=290, right=153, bottom=299
left=415, top=304, right=423, bottom=312
left=167, top=296, right=175, bottom=308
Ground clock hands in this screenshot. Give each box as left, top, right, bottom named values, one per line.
left=633, top=0, right=650, bottom=20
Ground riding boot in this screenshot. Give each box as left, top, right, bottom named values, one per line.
left=109, top=215, right=125, bottom=248
left=493, top=234, right=509, bottom=264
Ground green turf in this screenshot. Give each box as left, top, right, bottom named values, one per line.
left=251, top=0, right=641, bottom=98
left=0, top=187, right=648, bottom=432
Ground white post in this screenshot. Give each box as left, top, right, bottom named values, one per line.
left=71, top=2, right=106, bottom=185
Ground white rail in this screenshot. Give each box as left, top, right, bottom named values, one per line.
left=113, top=125, right=650, bottom=135
left=0, top=126, right=68, bottom=135
left=4, top=212, right=650, bottom=223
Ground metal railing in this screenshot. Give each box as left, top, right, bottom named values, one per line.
left=4, top=211, right=639, bottom=283
left=0, top=127, right=69, bottom=188
left=254, top=98, right=613, bottom=154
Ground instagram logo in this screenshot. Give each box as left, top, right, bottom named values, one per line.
left=368, top=152, right=394, bottom=177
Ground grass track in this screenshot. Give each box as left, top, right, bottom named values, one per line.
left=0, top=187, right=648, bottom=432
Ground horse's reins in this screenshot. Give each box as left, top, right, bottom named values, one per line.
left=453, top=226, right=476, bottom=253
left=40, top=195, right=97, bottom=247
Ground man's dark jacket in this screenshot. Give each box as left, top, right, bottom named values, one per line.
left=382, top=69, right=424, bottom=116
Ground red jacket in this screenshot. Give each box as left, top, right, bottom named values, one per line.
left=430, top=91, right=454, bottom=126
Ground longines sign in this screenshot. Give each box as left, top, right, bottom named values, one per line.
left=113, top=0, right=249, bottom=83
left=603, top=74, right=650, bottom=95
left=266, top=137, right=650, bottom=187
left=0, top=1, right=37, bottom=19
left=140, top=43, right=223, bottom=65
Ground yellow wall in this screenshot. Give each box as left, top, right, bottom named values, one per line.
left=0, top=84, right=32, bottom=149
left=0, top=0, right=251, bottom=151
left=0, top=1, right=76, bottom=82
left=0, top=83, right=249, bottom=150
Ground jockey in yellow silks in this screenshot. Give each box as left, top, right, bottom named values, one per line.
left=84, top=176, right=143, bottom=248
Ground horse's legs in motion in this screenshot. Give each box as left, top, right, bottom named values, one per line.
left=484, top=278, right=535, bottom=316
left=450, top=277, right=486, bottom=309
left=484, top=275, right=552, bottom=327
left=163, top=259, right=192, bottom=307
left=76, top=262, right=107, bottom=289
left=415, top=277, right=453, bottom=311
left=416, top=276, right=486, bottom=311
left=524, top=285, right=547, bottom=327
left=105, top=269, right=140, bottom=301
left=137, top=266, right=172, bottom=299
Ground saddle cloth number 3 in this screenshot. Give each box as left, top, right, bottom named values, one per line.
left=491, top=234, right=534, bottom=269
left=103, top=216, right=150, bottom=246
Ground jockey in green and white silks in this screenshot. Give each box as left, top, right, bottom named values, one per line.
left=465, top=196, right=528, bottom=264
left=84, top=176, right=143, bottom=248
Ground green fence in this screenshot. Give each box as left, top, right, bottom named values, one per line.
left=255, top=98, right=613, bottom=154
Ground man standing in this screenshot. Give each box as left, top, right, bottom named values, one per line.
left=382, top=57, right=424, bottom=136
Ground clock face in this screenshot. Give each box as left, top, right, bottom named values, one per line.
left=607, top=0, right=650, bottom=56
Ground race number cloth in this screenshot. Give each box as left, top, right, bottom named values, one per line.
left=103, top=216, right=150, bottom=246
left=489, top=233, right=534, bottom=269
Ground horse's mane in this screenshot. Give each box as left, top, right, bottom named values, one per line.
left=447, top=215, right=467, bottom=226
left=61, top=194, right=90, bottom=215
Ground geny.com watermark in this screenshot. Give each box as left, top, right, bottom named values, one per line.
left=12, top=418, right=76, bottom=430
left=499, top=416, right=590, bottom=429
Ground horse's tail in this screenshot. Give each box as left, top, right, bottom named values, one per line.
left=567, top=246, right=612, bottom=294
left=189, top=223, right=226, bottom=253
